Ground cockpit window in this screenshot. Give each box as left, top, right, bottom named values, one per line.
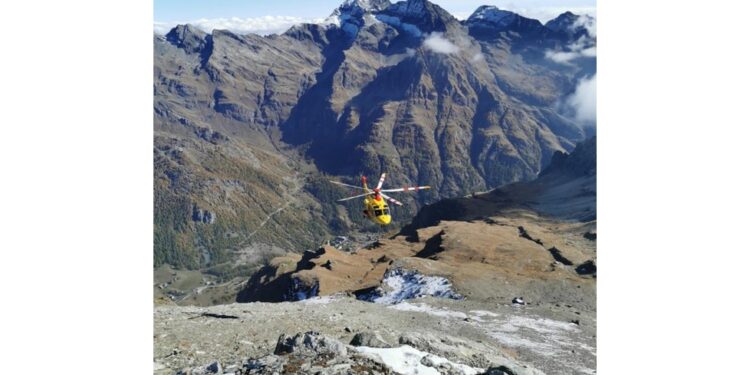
left=374, top=209, right=383, bottom=216
left=383, top=208, right=390, bottom=215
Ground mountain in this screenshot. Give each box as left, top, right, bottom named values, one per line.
left=545, top=11, right=596, bottom=39
left=153, top=0, right=596, bottom=273
left=464, top=6, right=548, bottom=37
left=403, top=136, right=596, bottom=232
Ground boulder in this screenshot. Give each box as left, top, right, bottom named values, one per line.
left=350, top=331, right=391, bottom=348
left=274, top=331, right=347, bottom=357
left=575, top=260, right=597, bottom=276
left=482, top=366, right=517, bottom=375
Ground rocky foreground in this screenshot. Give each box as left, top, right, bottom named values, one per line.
left=154, top=294, right=595, bottom=375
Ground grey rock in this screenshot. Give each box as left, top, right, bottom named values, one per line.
left=350, top=331, right=391, bottom=348
left=481, top=366, right=517, bottom=375
left=575, top=260, right=597, bottom=276
left=274, top=331, right=347, bottom=357
left=205, top=361, right=221, bottom=374
left=243, top=331, right=389, bottom=375
left=183, top=361, right=222, bottom=375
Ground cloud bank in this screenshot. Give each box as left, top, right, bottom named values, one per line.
left=565, top=74, right=597, bottom=125
left=153, top=16, right=324, bottom=36
left=423, top=33, right=460, bottom=54
left=573, top=15, right=597, bottom=38
left=545, top=43, right=596, bottom=64
left=544, top=16, right=597, bottom=65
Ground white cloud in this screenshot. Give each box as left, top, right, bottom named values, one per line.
left=153, top=16, right=324, bottom=36
left=565, top=74, right=596, bottom=125
left=423, top=32, right=460, bottom=54
left=544, top=16, right=597, bottom=65
left=581, top=46, right=596, bottom=57
left=511, top=6, right=596, bottom=23
left=545, top=50, right=580, bottom=64
left=471, top=52, right=484, bottom=62
left=573, top=14, right=597, bottom=38
left=438, top=1, right=596, bottom=23
left=545, top=45, right=596, bottom=64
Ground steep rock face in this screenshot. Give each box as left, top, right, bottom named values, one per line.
left=154, top=0, right=596, bottom=270
left=404, top=136, right=596, bottom=232
left=279, top=1, right=588, bottom=196
left=540, top=136, right=596, bottom=178
left=154, top=27, right=364, bottom=269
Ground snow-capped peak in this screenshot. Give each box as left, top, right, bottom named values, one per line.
left=325, top=0, right=390, bottom=25
left=339, top=0, right=391, bottom=13
left=466, top=5, right=519, bottom=27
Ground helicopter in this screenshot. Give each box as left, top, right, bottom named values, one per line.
left=330, top=173, right=431, bottom=225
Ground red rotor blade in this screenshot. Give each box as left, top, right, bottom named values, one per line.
left=376, top=173, right=386, bottom=190
left=380, top=193, right=403, bottom=206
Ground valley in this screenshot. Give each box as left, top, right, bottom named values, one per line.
left=153, top=1, right=596, bottom=373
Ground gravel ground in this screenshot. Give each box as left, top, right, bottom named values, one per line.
left=154, top=295, right=595, bottom=374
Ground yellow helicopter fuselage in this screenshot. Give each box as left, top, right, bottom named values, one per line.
left=333, top=173, right=429, bottom=226
left=363, top=194, right=391, bottom=225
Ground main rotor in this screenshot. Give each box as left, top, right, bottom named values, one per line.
left=331, top=173, right=431, bottom=206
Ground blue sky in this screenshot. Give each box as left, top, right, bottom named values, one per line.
left=154, top=0, right=596, bottom=34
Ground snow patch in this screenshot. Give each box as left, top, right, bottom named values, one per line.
left=299, top=295, right=339, bottom=304
left=356, top=345, right=482, bottom=375
left=363, top=13, right=381, bottom=27
left=389, top=302, right=468, bottom=319
left=467, top=6, right=518, bottom=28
left=485, top=315, right=582, bottom=356
left=285, top=278, right=319, bottom=301
left=470, top=310, right=499, bottom=318
left=322, top=0, right=390, bottom=36
left=358, top=269, right=462, bottom=304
